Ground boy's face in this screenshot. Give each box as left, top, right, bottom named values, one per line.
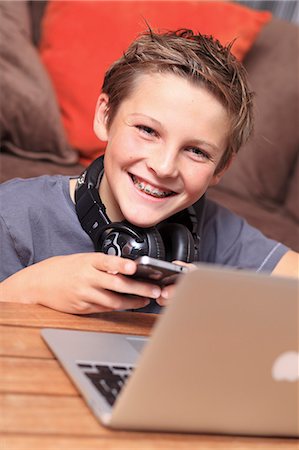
left=95, top=72, right=231, bottom=227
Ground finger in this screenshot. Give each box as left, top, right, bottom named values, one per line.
left=90, top=270, right=161, bottom=300
left=172, top=260, right=197, bottom=271
left=70, top=300, right=115, bottom=315
left=89, top=253, right=137, bottom=275
left=84, top=286, right=151, bottom=311
left=71, top=297, right=151, bottom=314
left=156, top=284, right=175, bottom=306
left=75, top=284, right=150, bottom=311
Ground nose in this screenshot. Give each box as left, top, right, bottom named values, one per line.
left=147, top=146, right=179, bottom=179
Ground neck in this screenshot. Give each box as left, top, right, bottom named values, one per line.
left=99, top=173, right=125, bottom=222
left=69, top=178, right=78, bottom=203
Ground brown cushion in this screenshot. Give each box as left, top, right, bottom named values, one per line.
left=0, top=152, right=85, bottom=184
left=0, top=2, right=78, bottom=165
left=218, top=18, right=299, bottom=205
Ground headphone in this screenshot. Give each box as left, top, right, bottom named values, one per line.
left=75, top=156, right=203, bottom=263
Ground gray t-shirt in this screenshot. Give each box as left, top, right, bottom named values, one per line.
left=0, top=175, right=288, bottom=312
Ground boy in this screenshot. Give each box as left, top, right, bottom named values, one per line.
left=0, top=29, right=298, bottom=314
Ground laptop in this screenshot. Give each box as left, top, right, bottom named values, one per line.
left=41, top=264, right=299, bottom=437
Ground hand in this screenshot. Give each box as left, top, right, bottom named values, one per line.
left=0, top=253, right=161, bottom=314
left=156, top=261, right=197, bottom=306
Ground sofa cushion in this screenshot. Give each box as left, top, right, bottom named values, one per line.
left=0, top=1, right=78, bottom=165
left=39, top=0, right=271, bottom=165
left=0, top=152, right=85, bottom=184
left=217, top=18, right=299, bottom=206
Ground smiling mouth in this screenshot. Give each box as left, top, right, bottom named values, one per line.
left=131, top=174, right=175, bottom=198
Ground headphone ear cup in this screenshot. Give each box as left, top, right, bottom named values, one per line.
left=144, top=227, right=166, bottom=260
left=157, top=223, right=195, bottom=263
left=96, top=222, right=166, bottom=260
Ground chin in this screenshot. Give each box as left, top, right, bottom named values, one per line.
left=123, top=213, right=159, bottom=228
left=121, top=205, right=174, bottom=229
left=123, top=206, right=180, bottom=228
left=127, top=219, right=158, bottom=229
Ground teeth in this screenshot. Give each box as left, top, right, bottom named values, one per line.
left=132, top=175, right=173, bottom=198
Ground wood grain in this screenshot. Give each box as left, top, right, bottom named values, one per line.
left=0, top=302, right=156, bottom=333
left=2, top=395, right=297, bottom=449
left=1, top=393, right=104, bottom=435
left=0, top=325, right=53, bottom=358
left=3, top=434, right=297, bottom=450
left=0, top=356, right=76, bottom=395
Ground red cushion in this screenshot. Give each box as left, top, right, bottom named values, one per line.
left=40, top=1, right=271, bottom=165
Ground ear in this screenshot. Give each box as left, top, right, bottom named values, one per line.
left=93, top=93, right=109, bottom=142
left=208, top=153, right=236, bottom=187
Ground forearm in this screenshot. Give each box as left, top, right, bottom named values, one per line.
left=271, top=250, right=299, bottom=278
left=0, top=268, right=38, bottom=304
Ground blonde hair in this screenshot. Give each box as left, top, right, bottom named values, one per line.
left=102, top=29, right=254, bottom=172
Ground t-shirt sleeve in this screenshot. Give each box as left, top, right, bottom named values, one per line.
left=0, top=215, right=25, bottom=281
left=200, top=200, right=289, bottom=273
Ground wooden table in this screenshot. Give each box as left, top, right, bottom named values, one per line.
left=1, top=302, right=297, bottom=450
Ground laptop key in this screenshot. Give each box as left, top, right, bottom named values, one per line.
left=79, top=363, right=133, bottom=407
left=85, top=372, right=117, bottom=406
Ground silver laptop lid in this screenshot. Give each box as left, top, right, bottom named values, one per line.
left=110, top=265, right=298, bottom=436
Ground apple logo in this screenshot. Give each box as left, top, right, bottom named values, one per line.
left=272, top=351, right=299, bottom=382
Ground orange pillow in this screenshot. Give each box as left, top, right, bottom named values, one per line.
left=40, top=1, right=271, bottom=165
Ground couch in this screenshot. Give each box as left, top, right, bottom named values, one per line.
left=1, top=1, right=298, bottom=251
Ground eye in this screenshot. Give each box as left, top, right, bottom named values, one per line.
left=136, top=125, right=157, bottom=137
left=185, top=146, right=210, bottom=161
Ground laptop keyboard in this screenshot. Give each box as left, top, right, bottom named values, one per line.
left=77, top=362, right=134, bottom=406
